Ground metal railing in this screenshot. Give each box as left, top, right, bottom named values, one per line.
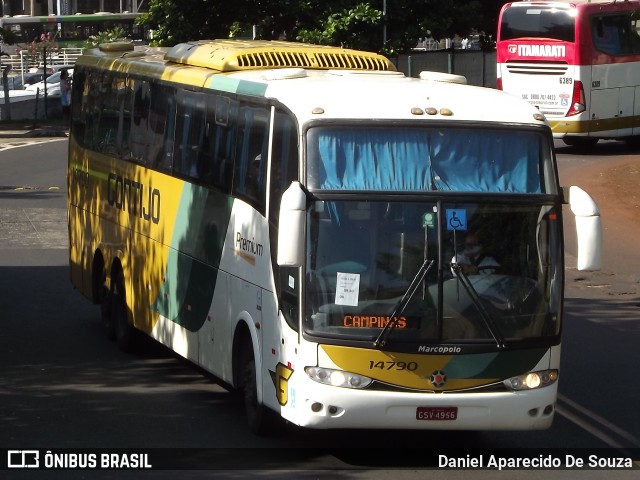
left=1, top=48, right=83, bottom=74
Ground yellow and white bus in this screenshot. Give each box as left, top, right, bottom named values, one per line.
left=68, top=39, right=602, bottom=433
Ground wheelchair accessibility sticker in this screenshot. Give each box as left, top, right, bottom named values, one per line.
left=446, top=209, right=467, bottom=231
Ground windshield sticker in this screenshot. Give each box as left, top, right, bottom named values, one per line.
left=446, top=209, right=467, bottom=231
left=335, top=272, right=360, bottom=306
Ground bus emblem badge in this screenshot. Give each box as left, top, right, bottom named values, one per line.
left=429, top=370, right=447, bottom=388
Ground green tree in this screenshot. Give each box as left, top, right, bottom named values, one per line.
left=0, top=26, right=19, bottom=48
left=140, top=0, right=241, bottom=46
left=140, top=0, right=503, bottom=53
left=1, top=26, right=20, bottom=121
left=83, top=26, right=129, bottom=48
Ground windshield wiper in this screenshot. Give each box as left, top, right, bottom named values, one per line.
left=450, top=263, right=506, bottom=349
left=374, top=259, right=434, bottom=349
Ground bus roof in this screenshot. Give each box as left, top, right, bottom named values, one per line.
left=77, top=40, right=548, bottom=129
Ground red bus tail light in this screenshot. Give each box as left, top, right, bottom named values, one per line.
left=496, top=77, right=503, bottom=91
left=566, top=80, right=586, bottom=116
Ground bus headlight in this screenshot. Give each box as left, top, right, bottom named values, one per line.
left=306, top=367, right=373, bottom=389
left=504, top=369, right=558, bottom=391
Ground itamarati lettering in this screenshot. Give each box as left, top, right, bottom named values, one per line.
left=518, top=44, right=566, bottom=58
left=235, top=232, right=264, bottom=257
left=107, top=173, right=160, bottom=224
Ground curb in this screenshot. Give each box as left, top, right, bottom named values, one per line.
left=0, top=129, right=68, bottom=138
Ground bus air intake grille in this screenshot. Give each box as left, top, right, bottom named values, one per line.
left=505, top=61, right=568, bottom=75
left=237, top=51, right=313, bottom=68
left=165, top=39, right=396, bottom=72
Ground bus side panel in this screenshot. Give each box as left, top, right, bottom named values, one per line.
left=147, top=184, right=228, bottom=362
left=635, top=85, right=640, bottom=136
left=68, top=140, right=91, bottom=300
left=197, top=269, right=231, bottom=381
left=68, top=204, right=90, bottom=299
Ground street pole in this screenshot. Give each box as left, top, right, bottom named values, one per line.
left=383, top=0, right=387, bottom=48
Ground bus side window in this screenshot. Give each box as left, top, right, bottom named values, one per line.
left=147, top=83, right=174, bottom=173
left=269, top=109, right=299, bottom=222
left=204, top=94, right=236, bottom=193
left=233, top=103, right=270, bottom=213
left=174, top=90, right=206, bottom=180
left=631, top=17, right=640, bottom=54
left=592, top=15, right=628, bottom=55
left=127, top=78, right=150, bottom=165
left=119, top=77, right=133, bottom=158
left=70, top=68, right=86, bottom=144
left=96, top=73, right=120, bottom=154
left=269, top=109, right=300, bottom=331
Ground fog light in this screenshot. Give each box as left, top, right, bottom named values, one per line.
left=311, top=402, right=323, bottom=412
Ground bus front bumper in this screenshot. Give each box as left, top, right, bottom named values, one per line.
left=289, top=380, right=557, bottom=431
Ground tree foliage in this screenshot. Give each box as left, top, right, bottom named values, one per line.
left=84, top=27, right=129, bottom=48
left=0, top=27, right=19, bottom=48
left=140, top=0, right=504, bottom=53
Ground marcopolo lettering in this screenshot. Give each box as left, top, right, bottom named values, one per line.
left=107, top=173, right=160, bottom=224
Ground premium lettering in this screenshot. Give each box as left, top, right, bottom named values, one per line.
left=235, top=232, right=264, bottom=257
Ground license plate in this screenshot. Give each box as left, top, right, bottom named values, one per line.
left=416, top=406, right=458, bottom=420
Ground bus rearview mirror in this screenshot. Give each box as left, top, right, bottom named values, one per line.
left=563, top=185, right=602, bottom=271
left=277, top=182, right=306, bottom=267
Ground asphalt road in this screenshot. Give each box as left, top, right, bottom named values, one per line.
left=0, top=138, right=638, bottom=479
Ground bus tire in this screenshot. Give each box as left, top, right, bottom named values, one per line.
left=95, top=256, right=115, bottom=340
left=110, top=267, right=136, bottom=353
left=624, top=136, right=640, bottom=149
left=240, top=342, right=272, bottom=435
left=562, top=137, right=598, bottom=149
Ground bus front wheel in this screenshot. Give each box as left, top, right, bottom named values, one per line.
left=240, top=342, right=273, bottom=435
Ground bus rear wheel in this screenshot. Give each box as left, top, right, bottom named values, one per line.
left=97, top=261, right=115, bottom=341
left=562, top=137, right=598, bottom=149
left=110, top=268, right=136, bottom=352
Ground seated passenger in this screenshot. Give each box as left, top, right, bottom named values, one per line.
left=451, top=231, right=500, bottom=275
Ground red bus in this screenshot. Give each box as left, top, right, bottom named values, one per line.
left=497, top=0, right=640, bottom=147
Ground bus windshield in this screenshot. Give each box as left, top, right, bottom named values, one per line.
left=306, top=126, right=550, bottom=194
left=304, top=125, right=561, bottom=347
left=500, top=6, right=576, bottom=42
left=304, top=200, right=563, bottom=346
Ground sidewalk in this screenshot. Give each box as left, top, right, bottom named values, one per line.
left=0, top=123, right=69, bottom=138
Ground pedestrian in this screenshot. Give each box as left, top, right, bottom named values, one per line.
left=60, top=68, right=71, bottom=120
